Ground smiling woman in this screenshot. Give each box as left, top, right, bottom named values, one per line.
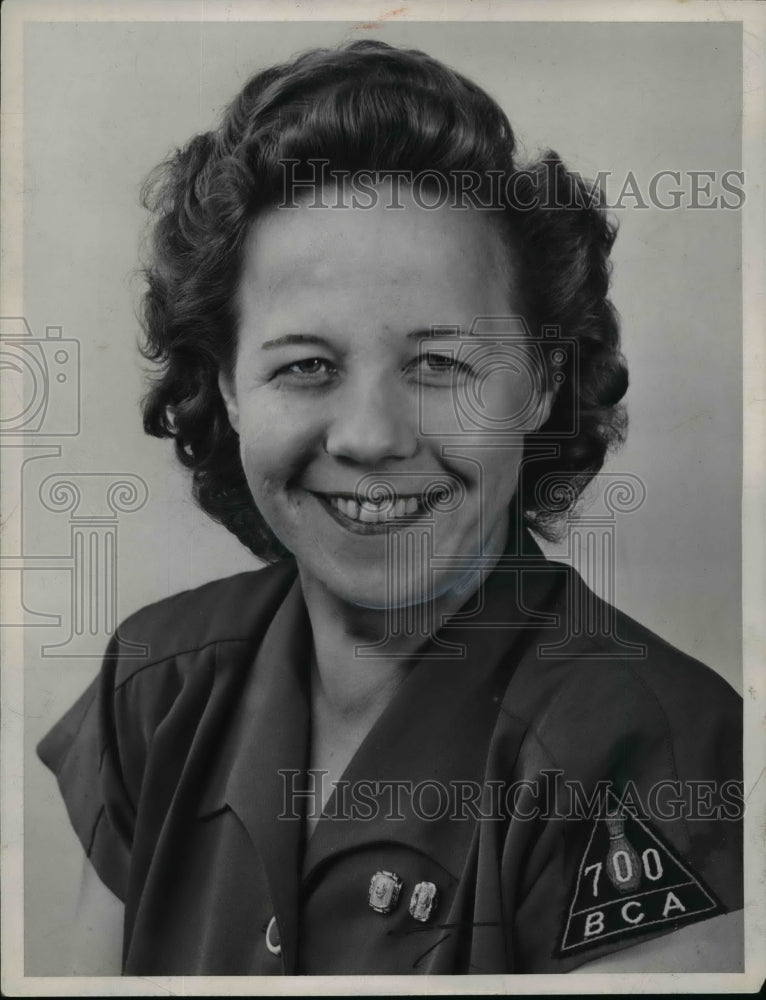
left=217, top=181, right=536, bottom=610
left=36, top=39, right=742, bottom=977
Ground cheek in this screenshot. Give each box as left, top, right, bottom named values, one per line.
left=417, top=389, right=468, bottom=438
left=449, top=445, right=525, bottom=505
left=476, top=368, right=542, bottom=431
left=236, top=403, right=322, bottom=496
left=420, top=371, right=541, bottom=441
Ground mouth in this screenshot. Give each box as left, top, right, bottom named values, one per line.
left=309, top=488, right=443, bottom=534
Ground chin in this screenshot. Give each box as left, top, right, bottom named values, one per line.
left=316, top=557, right=483, bottom=613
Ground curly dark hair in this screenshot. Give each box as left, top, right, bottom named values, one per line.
left=140, top=39, right=628, bottom=562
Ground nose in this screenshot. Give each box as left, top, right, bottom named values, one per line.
left=324, top=379, right=418, bottom=465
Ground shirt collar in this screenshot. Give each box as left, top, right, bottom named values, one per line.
left=195, top=524, right=564, bottom=969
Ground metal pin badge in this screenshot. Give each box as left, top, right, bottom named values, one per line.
left=409, top=881, right=438, bottom=922
left=368, top=870, right=402, bottom=914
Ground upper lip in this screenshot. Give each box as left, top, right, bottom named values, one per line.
left=310, top=489, right=425, bottom=500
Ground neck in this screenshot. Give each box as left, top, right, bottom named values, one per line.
left=298, top=520, right=508, bottom=721
left=298, top=576, right=428, bottom=721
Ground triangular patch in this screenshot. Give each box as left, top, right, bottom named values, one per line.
left=558, top=791, right=724, bottom=955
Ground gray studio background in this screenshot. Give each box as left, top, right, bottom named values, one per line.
left=20, top=20, right=742, bottom=973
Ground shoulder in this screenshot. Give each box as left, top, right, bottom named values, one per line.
left=109, top=558, right=297, bottom=687
left=41, top=559, right=298, bottom=824
left=515, top=558, right=741, bottom=710
left=506, top=560, right=741, bottom=780
left=96, top=559, right=298, bottom=787
left=35, top=562, right=295, bottom=905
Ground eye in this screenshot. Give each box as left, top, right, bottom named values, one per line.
left=406, top=351, right=473, bottom=383
left=274, top=357, right=338, bottom=382
left=423, top=352, right=458, bottom=372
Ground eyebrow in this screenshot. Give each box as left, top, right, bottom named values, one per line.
left=260, top=334, right=334, bottom=351
left=407, top=328, right=459, bottom=340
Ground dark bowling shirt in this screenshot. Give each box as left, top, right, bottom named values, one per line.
left=37, top=532, right=743, bottom=975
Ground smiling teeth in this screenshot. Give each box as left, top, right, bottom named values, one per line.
left=328, top=495, right=422, bottom=523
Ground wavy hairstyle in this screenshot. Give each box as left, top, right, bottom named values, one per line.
left=140, top=39, right=628, bottom=561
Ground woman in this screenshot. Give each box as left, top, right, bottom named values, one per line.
left=38, top=40, right=742, bottom=976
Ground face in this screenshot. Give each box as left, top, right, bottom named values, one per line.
left=219, top=183, right=549, bottom=609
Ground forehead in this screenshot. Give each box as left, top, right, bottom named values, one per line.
left=238, top=183, right=515, bottom=313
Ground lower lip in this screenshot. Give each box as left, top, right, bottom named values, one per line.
left=310, top=493, right=430, bottom=536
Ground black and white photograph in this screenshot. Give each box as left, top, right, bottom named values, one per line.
left=1, top=0, right=764, bottom=993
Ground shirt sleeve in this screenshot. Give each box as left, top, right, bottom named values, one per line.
left=504, top=656, right=744, bottom=972
left=36, top=635, right=136, bottom=903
